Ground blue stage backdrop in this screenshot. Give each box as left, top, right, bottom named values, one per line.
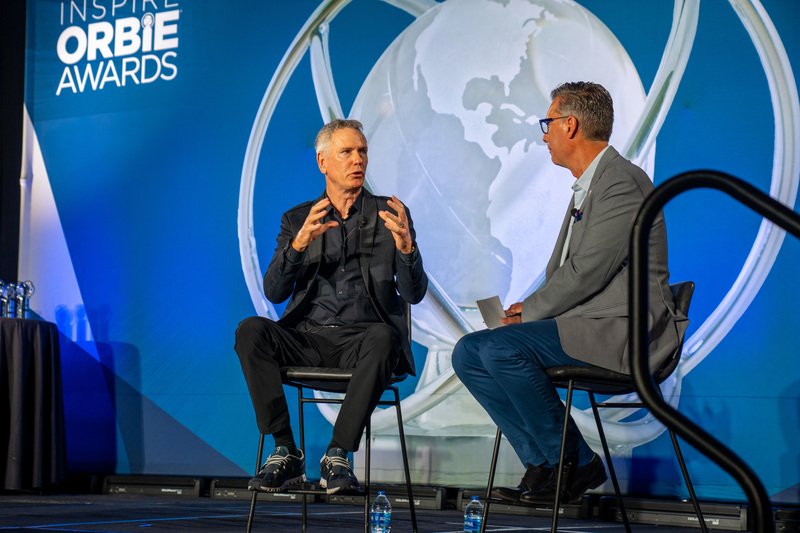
left=21, top=0, right=799, bottom=502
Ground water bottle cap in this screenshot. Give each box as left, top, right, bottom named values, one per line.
left=471, top=495, right=480, bottom=500
left=377, top=490, right=386, bottom=495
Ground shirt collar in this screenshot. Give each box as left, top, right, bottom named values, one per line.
left=323, top=192, right=363, bottom=220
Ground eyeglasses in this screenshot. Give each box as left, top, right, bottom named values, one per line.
left=539, top=116, right=570, bottom=134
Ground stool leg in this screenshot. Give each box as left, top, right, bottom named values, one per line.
left=393, top=387, right=418, bottom=533
left=670, top=429, right=708, bottom=533
left=551, top=381, right=575, bottom=533
left=246, top=434, right=265, bottom=533
left=364, top=416, right=371, bottom=533
left=481, top=427, right=503, bottom=533
left=297, top=386, right=307, bottom=533
left=589, top=393, right=631, bottom=533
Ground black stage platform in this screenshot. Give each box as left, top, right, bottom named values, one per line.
left=0, top=492, right=752, bottom=532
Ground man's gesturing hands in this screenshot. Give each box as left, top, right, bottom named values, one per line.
left=291, top=195, right=414, bottom=255
left=290, top=198, right=339, bottom=252
left=379, top=195, right=414, bottom=254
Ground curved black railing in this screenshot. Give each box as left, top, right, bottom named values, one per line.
left=630, top=170, right=800, bottom=533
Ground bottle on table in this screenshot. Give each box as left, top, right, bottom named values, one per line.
left=464, top=495, right=483, bottom=532
left=370, top=490, right=392, bottom=533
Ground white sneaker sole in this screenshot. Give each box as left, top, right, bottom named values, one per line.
left=319, top=477, right=358, bottom=495
left=249, top=474, right=306, bottom=493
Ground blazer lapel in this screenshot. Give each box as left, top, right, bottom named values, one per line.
left=591, top=146, right=619, bottom=187
left=359, top=190, right=378, bottom=287
left=305, top=192, right=327, bottom=268
left=546, top=197, right=574, bottom=277
left=307, top=232, right=323, bottom=266
left=567, top=189, right=591, bottom=255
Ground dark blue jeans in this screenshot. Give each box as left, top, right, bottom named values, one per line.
left=452, top=319, right=594, bottom=468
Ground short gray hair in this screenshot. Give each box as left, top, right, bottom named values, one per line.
left=550, top=82, right=613, bottom=141
left=314, top=119, right=365, bottom=154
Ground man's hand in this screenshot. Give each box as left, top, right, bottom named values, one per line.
left=291, top=198, right=339, bottom=252
left=501, top=302, right=522, bottom=325
left=379, top=195, right=414, bottom=254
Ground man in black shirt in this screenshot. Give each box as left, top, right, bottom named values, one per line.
left=235, top=119, right=428, bottom=494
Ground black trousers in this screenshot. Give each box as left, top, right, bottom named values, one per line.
left=234, top=317, right=400, bottom=451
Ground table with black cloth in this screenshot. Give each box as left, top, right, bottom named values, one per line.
left=0, top=317, right=65, bottom=490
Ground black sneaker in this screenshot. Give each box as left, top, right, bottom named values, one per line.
left=493, top=463, right=554, bottom=503
left=319, top=447, right=359, bottom=494
left=248, top=446, right=305, bottom=492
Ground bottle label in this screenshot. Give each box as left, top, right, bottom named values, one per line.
left=464, top=515, right=481, bottom=532
left=370, top=511, right=391, bottom=530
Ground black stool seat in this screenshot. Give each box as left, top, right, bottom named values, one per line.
left=281, top=367, right=408, bottom=392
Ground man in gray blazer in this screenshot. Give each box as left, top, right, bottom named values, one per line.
left=235, top=119, right=428, bottom=495
left=453, top=82, right=684, bottom=504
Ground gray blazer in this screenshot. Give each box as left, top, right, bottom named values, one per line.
left=263, top=189, right=428, bottom=376
left=521, top=146, right=687, bottom=374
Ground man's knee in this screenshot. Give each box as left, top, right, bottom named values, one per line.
left=452, top=331, right=481, bottom=378
left=234, top=316, right=279, bottom=358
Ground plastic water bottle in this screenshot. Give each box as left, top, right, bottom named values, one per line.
left=370, top=490, right=392, bottom=533
left=463, top=495, right=483, bottom=532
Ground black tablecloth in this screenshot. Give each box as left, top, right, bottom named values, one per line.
left=0, top=317, right=65, bottom=490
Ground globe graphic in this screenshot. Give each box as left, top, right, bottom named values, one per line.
left=351, top=0, right=654, bottom=310
left=239, top=0, right=798, bottom=463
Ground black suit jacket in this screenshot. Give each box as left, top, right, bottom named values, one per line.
left=263, top=189, right=428, bottom=375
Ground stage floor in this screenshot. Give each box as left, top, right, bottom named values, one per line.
left=0, top=493, right=746, bottom=532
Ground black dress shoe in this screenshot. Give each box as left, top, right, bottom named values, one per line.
left=493, top=464, right=554, bottom=502
left=520, top=454, right=607, bottom=504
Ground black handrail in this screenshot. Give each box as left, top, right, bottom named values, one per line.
left=630, top=169, right=800, bottom=533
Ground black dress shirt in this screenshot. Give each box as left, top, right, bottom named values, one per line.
left=285, top=196, right=380, bottom=327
